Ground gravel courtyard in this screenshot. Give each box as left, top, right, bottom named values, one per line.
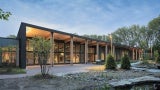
left=0, top=63, right=160, bottom=90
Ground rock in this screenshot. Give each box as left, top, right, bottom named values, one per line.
left=148, top=73, right=153, bottom=75
left=154, top=84, right=160, bottom=90
left=110, top=80, right=131, bottom=87
left=157, top=65, right=160, bottom=69
left=109, top=76, right=160, bottom=87
left=142, top=69, right=146, bottom=71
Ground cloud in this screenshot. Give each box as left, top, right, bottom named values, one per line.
left=0, top=0, right=160, bottom=37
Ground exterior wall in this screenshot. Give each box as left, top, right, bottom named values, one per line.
left=17, top=23, right=142, bottom=68
left=114, top=47, right=133, bottom=61
left=26, top=39, right=87, bottom=65
left=0, top=38, right=19, bottom=67
left=17, top=23, right=26, bottom=68
left=0, top=23, right=143, bottom=69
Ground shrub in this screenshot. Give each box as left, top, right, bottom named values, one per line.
left=121, top=54, right=131, bottom=69
left=156, top=55, right=160, bottom=64
left=105, top=54, right=116, bottom=69
left=155, top=50, right=160, bottom=64
left=6, top=67, right=12, bottom=72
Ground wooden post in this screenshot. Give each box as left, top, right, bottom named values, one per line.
left=132, top=49, right=135, bottom=60
left=136, top=49, right=138, bottom=60
left=85, top=40, right=88, bottom=64
left=111, top=40, right=113, bottom=56
left=105, top=44, right=108, bottom=60
left=50, top=32, right=54, bottom=67
left=70, top=36, right=73, bottom=65
left=96, top=42, right=99, bottom=60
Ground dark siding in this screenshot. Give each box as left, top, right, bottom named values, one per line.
left=17, top=23, right=26, bottom=68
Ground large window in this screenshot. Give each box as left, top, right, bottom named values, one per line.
left=65, top=52, right=70, bottom=63
left=100, top=47, right=105, bottom=60
left=54, top=41, right=64, bottom=64
left=54, top=42, right=59, bottom=52
left=65, top=43, right=70, bottom=52
left=0, top=38, right=19, bottom=67
left=26, top=51, right=41, bottom=65
left=54, top=53, right=64, bottom=63
left=80, top=45, right=85, bottom=63
left=26, top=39, right=33, bottom=51
left=64, top=43, right=84, bottom=63
left=59, top=43, right=64, bottom=52
left=88, top=46, right=95, bottom=62
left=0, top=46, right=17, bottom=66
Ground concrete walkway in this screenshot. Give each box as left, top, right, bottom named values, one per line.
left=0, top=64, right=103, bottom=79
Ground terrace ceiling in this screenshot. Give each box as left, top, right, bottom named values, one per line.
left=26, top=26, right=109, bottom=46
left=26, top=27, right=70, bottom=41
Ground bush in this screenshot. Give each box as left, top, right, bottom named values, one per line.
left=156, top=55, right=160, bottom=64
left=105, top=54, right=116, bottom=69
left=155, top=50, right=160, bottom=64
left=121, top=54, right=131, bottom=69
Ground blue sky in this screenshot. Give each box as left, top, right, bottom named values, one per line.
left=0, top=0, right=160, bottom=37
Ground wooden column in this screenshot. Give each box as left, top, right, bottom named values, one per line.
left=85, top=40, right=88, bottom=64
left=111, top=44, right=113, bottom=56
left=96, top=42, right=99, bottom=60
left=105, top=44, right=108, bottom=60
left=50, top=32, right=54, bottom=67
left=136, top=49, right=138, bottom=60
left=132, top=49, right=135, bottom=60
left=70, top=36, right=73, bottom=65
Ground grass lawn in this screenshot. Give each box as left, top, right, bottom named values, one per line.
left=0, top=67, right=26, bottom=74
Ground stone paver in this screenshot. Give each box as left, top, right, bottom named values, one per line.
left=0, top=64, right=102, bottom=79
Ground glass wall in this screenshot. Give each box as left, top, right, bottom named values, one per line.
left=1, top=47, right=17, bottom=66
left=65, top=42, right=82, bottom=63
left=26, top=38, right=97, bottom=65
left=100, top=46, right=105, bottom=60
left=65, top=43, right=70, bottom=63
left=88, top=46, right=95, bottom=62
left=80, top=45, right=85, bottom=63
left=26, top=39, right=38, bottom=65
left=73, top=43, right=80, bottom=63
left=0, top=38, right=18, bottom=67
left=54, top=42, right=64, bottom=64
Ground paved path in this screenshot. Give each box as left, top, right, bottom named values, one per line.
left=0, top=64, right=103, bottom=79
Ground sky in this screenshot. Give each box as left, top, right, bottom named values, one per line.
left=0, top=0, right=160, bottom=37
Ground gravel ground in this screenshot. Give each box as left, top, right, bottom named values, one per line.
left=0, top=68, right=159, bottom=90
left=0, top=76, right=94, bottom=90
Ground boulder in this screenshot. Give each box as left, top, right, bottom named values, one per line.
left=109, top=76, right=160, bottom=87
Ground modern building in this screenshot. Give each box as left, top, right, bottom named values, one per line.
left=0, top=22, right=142, bottom=68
